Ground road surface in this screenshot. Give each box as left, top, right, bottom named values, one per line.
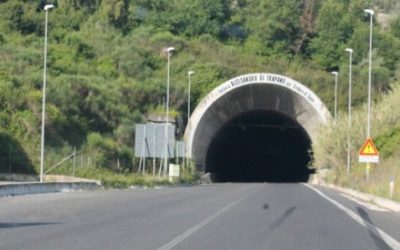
left=1, top=183, right=399, bottom=250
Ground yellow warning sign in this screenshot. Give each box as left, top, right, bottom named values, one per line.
left=359, top=138, right=379, bottom=155
left=358, top=137, right=379, bottom=163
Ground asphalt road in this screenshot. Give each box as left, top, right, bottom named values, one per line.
left=1, top=183, right=400, bottom=250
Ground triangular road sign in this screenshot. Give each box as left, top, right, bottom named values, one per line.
left=359, top=137, right=379, bottom=156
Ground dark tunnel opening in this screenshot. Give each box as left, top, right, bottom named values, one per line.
left=205, top=110, right=313, bottom=183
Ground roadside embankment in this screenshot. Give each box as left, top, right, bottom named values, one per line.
left=312, top=175, right=400, bottom=213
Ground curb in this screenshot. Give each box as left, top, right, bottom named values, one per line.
left=316, top=181, right=400, bottom=213
left=0, top=182, right=100, bottom=197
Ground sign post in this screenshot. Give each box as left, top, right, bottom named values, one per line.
left=390, top=176, right=395, bottom=199
left=358, top=137, right=379, bottom=181
left=366, top=163, right=370, bottom=182
left=168, top=164, right=180, bottom=182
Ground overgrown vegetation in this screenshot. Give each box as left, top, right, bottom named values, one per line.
left=0, top=1, right=399, bottom=187
left=74, top=167, right=172, bottom=188
left=313, top=84, right=400, bottom=201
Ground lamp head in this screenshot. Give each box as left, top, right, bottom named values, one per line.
left=364, top=9, right=374, bottom=15
left=188, top=71, right=195, bottom=76
left=331, top=71, right=338, bottom=76
left=345, top=48, right=353, bottom=54
left=166, top=47, right=175, bottom=52
left=44, top=4, right=54, bottom=11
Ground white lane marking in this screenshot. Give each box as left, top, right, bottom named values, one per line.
left=156, top=185, right=261, bottom=250
left=339, top=193, right=388, bottom=212
left=304, top=184, right=400, bottom=249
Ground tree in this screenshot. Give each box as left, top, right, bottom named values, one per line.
left=309, top=0, right=352, bottom=69
left=391, top=16, right=400, bottom=38
left=294, top=0, right=321, bottom=56
left=243, top=0, right=303, bottom=57
left=101, top=0, right=130, bottom=33
left=170, top=0, right=229, bottom=38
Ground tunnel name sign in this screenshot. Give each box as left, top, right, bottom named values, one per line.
left=215, top=73, right=319, bottom=110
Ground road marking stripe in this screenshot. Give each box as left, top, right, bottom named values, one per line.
left=156, top=185, right=261, bottom=250
left=304, top=184, right=400, bottom=249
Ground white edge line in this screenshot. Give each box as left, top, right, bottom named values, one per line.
left=304, top=183, right=400, bottom=249
left=156, top=185, right=261, bottom=250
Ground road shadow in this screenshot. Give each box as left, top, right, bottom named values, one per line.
left=356, top=207, right=391, bottom=250
left=0, top=222, right=60, bottom=229
left=269, top=206, right=296, bottom=231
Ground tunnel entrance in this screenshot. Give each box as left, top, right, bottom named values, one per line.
left=185, top=73, right=330, bottom=183
left=206, top=110, right=312, bottom=182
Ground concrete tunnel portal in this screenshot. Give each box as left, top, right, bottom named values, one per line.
left=184, top=73, right=331, bottom=182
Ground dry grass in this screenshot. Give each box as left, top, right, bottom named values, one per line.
left=313, top=83, right=400, bottom=201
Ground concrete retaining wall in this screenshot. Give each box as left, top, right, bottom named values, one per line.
left=0, top=182, right=100, bottom=197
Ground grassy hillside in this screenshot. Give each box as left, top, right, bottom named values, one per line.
left=0, top=0, right=399, bottom=180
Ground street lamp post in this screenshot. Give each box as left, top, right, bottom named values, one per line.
left=364, top=9, right=374, bottom=139
left=186, top=71, right=194, bottom=168
left=164, top=47, right=175, bottom=177
left=345, top=48, right=353, bottom=174
left=331, top=71, right=339, bottom=124
left=364, top=9, right=374, bottom=181
left=187, top=71, right=195, bottom=127
left=40, top=4, right=54, bottom=183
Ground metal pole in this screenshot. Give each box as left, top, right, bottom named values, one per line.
left=8, top=144, right=11, bottom=173
left=188, top=73, right=191, bottom=127
left=365, top=9, right=374, bottom=182
left=158, top=157, right=163, bottom=177
left=73, top=147, right=76, bottom=177
left=138, top=155, right=142, bottom=173
left=335, top=74, right=338, bottom=124
left=187, top=71, right=194, bottom=168
left=40, top=5, right=54, bottom=183
left=44, top=151, right=75, bottom=174
left=331, top=71, right=338, bottom=124
left=365, top=9, right=374, bottom=138
left=159, top=98, right=165, bottom=177
left=153, top=125, right=156, bottom=176
left=187, top=71, right=194, bottom=126
left=164, top=47, right=175, bottom=176
left=346, top=48, right=353, bottom=174
left=143, top=126, right=147, bottom=175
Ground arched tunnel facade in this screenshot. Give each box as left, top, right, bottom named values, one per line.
left=184, top=73, right=330, bottom=183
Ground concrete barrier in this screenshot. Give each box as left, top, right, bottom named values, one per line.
left=0, top=182, right=100, bottom=197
